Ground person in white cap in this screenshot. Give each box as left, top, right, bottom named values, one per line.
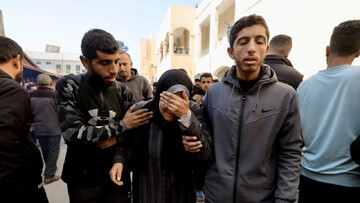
left=30, top=73, right=61, bottom=184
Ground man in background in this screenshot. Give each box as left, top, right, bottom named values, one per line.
left=26, top=82, right=38, bottom=145
left=0, top=36, right=48, bottom=202
left=26, top=82, right=37, bottom=93
left=152, top=81, right=157, bottom=97
left=116, top=51, right=153, bottom=102
left=192, top=72, right=213, bottom=106
left=264, top=34, right=303, bottom=89
left=297, top=19, right=360, bottom=202
left=30, top=73, right=62, bottom=185
left=191, top=75, right=202, bottom=97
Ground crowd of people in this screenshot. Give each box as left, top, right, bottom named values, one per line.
left=1, top=14, right=360, bottom=203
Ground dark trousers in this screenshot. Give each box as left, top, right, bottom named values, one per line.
left=193, top=160, right=210, bottom=191
left=31, top=130, right=37, bottom=143
left=298, top=175, right=360, bottom=203
left=67, top=181, right=130, bottom=203
left=38, top=135, right=61, bottom=179
left=2, top=185, right=48, bottom=203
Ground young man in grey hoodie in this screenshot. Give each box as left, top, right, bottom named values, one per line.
left=183, top=14, right=303, bottom=203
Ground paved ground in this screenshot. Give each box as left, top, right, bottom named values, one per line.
left=43, top=140, right=68, bottom=203
left=41, top=139, right=205, bottom=203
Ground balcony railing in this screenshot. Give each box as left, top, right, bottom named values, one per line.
left=173, top=47, right=190, bottom=55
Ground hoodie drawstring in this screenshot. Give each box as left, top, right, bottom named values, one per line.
left=227, top=84, right=235, bottom=117
left=252, top=84, right=263, bottom=112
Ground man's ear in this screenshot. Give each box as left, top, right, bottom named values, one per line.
left=80, top=55, right=90, bottom=70
left=325, top=46, right=330, bottom=65
left=283, top=53, right=289, bottom=58
left=325, top=46, right=330, bottom=57
left=265, top=45, right=270, bottom=55
left=227, top=47, right=234, bottom=59
left=13, top=54, right=22, bottom=70
left=355, top=50, right=360, bottom=58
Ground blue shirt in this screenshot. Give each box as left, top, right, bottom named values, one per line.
left=297, top=64, right=360, bottom=187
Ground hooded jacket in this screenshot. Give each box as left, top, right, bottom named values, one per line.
left=117, top=68, right=153, bottom=102
left=0, top=70, right=43, bottom=192
left=55, top=71, right=135, bottom=187
left=264, top=55, right=303, bottom=90
left=30, top=86, right=61, bottom=136
left=203, top=65, right=302, bottom=203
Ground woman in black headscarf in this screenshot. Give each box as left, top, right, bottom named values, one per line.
left=116, top=69, right=211, bottom=203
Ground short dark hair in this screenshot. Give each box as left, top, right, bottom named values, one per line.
left=200, top=72, right=213, bottom=81
left=330, top=20, right=360, bottom=57
left=153, top=82, right=158, bottom=86
left=269, top=34, right=292, bottom=55
left=0, top=36, right=24, bottom=64
left=81, top=29, right=119, bottom=62
left=229, top=14, right=269, bottom=50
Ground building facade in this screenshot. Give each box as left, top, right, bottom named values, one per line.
left=26, top=51, right=85, bottom=76
left=194, top=0, right=234, bottom=80
left=140, top=0, right=360, bottom=82
left=139, top=38, right=157, bottom=84
left=155, top=4, right=197, bottom=81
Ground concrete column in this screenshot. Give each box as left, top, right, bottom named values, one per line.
left=156, top=50, right=160, bottom=64
left=209, top=8, right=219, bottom=51
left=169, top=33, right=174, bottom=54
left=208, top=8, right=219, bottom=73
left=189, top=33, right=195, bottom=55
left=163, top=42, right=168, bottom=56
left=197, top=30, right=202, bottom=57
left=0, top=10, right=5, bottom=36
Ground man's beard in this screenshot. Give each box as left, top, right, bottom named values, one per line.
left=120, top=71, right=128, bottom=79
left=15, top=71, right=23, bottom=83
left=89, top=66, right=115, bottom=86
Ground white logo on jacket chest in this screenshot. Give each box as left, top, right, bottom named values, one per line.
left=87, top=109, right=116, bottom=125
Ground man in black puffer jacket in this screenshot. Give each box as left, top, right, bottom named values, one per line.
left=264, top=34, right=303, bottom=90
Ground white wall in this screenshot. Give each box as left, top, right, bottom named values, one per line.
left=238, top=0, right=360, bottom=79
left=195, top=0, right=360, bottom=79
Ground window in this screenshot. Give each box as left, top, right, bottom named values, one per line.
left=36, top=61, right=41, bottom=64
left=46, top=61, right=51, bottom=65
left=66, top=65, right=71, bottom=73
left=76, top=65, right=80, bottom=73
left=56, top=64, right=61, bottom=72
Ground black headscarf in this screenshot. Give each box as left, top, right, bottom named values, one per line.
left=152, top=69, right=192, bottom=122
left=131, top=69, right=193, bottom=171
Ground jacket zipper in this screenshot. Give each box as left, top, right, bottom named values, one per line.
left=233, top=93, right=247, bottom=203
